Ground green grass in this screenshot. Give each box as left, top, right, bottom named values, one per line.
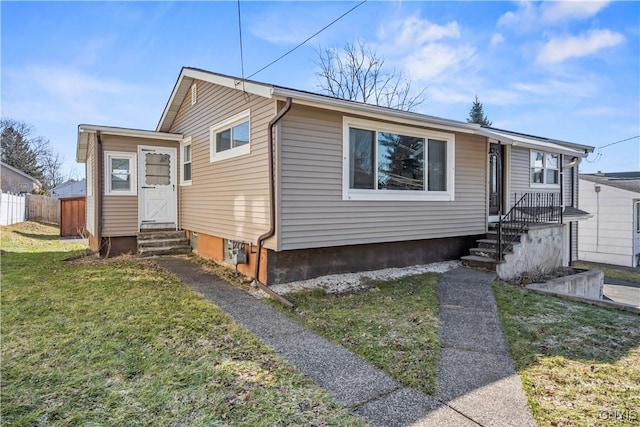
left=494, top=282, right=640, bottom=427
left=574, top=260, right=640, bottom=283
left=270, top=274, right=440, bottom=396
left=1, top=222, right=364, bottom=426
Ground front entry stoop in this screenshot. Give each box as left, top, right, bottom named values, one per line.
left=137, top=230, right=191, bottom=257
left=461, top=224, right=523, bottom=271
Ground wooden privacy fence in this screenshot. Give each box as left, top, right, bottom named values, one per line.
left=0, top=192, right=26, bottom=226
left=25, top=194, right=59, bottom=224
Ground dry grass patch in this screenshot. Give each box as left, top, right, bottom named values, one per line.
left=494, top=282, right=640, bottom=426
left=1, top=222, right=363, bottom=426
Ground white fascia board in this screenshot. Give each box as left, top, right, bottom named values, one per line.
left=76, top=124, right=183, bottom=162
left=272, top=89, right=480, bottom=135
left=183, top=68, right=274, bottom=99
left=478, top=128, right=592, bottom=157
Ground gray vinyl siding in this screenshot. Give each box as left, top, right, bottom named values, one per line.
left=168, top=80, right=276, bottom=247
left=86, top=138, right=96, bottom=236
left=509, top=146, right=575, bottom=208
left=278, top=104, right=487, bottom=250
left=101, top=135, right=178, bottom=237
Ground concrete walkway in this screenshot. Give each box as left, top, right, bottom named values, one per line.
left=156, top=258, right=535, bottom=426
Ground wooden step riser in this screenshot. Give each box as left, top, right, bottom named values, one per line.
left=138, top=246, right=191, bottom=257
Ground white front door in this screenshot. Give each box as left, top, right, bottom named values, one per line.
left=138, top=146, right=177, bottom=230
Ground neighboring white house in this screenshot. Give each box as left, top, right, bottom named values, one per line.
left=50, top=179, right=86, bottom=199
left=579, top=172, right=640, bottom=267
left=0, top=161, right=42, bottom=194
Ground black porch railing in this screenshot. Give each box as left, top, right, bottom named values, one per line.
left=496, top=192, right=562, bottom=261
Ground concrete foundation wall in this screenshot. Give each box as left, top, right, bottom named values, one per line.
left=526, top=270, right=604, bottom=300
left=267, top=235, right=481, bottom=284
left=497, top=224, right=563, bottom=281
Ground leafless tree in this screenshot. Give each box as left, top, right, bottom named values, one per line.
left=315, top=40, right=427, bottom=111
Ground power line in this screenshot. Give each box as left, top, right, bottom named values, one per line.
left=597, top=135, right=639, bottom=149
left=246, top=0, right=368, bottom=80
left=237, top=0, right=246, bottom=93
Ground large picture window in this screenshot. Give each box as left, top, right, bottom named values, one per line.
left=530, top=150, right=559, bottom=186
left=343, top=117, right=455, bottom=201
left=210, top=110, right=250, bottom=162
left=104, top=151, right=137, bottom=196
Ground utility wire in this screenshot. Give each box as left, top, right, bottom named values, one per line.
left=597, top=135, right=639, bottom=149
left=246, top=0, right=368, bottom=80
left=237, top=0, right=247, bottom=93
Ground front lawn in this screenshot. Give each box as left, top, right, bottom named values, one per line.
left=1, top=222, right=363, bottom=426
left=494, top=282, right=640, bottom=427
left=271, top=274, right=440, bottom=396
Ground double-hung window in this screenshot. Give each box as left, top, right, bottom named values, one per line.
left=104, top=151, right=137, bottom=196
left=181, top=137, right=192, bottom=185
left=210, top=110, right=250, bottom=162
left=343, top=117, right=455, bottom=201
left=530, top=150, right=559, bottom=186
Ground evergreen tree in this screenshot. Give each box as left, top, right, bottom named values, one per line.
left=467, top=95, right=492, bottom=126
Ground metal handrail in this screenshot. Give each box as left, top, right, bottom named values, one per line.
left=496, top=192, right=561, bottom=261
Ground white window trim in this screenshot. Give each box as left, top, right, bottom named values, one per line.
left=342, top=116, right=455, bottom=202
left=530, top=150, right=560, bottom=189
left=209, top=109, right=251, bottom=163
left=104, top=151, right=137, bottom=196
left=180, top=136, right=192, bottom=186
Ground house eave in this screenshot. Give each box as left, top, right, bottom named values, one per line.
left=76, top=124, right=183, bottom=162
left=478, top=128, right=594, bottom=157
left=272, top=89, right=481, bottom=135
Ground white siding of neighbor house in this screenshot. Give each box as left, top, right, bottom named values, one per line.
left=86, top=138, right=96, bottom=235
left=579, top=179, right=637, bottom=267
left=167, top=80, right=277, bottom=248
left=278, top=104, right=487, bottom=251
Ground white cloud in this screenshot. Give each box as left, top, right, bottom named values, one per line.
left=536, top=29, right=625, bottom=64
left=491, top=33, right=505, bottom=47
left=540, top=1, right=610, bottom=23
left=512, top=77, right=599, bottom=99
left=378, top=14, right=460, bottom=47
left=498, top=0, right=611, bottom=30
left=404, top=43, right=476, bottom=82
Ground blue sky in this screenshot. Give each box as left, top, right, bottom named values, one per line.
left=2, top=1, right=638, bottom=178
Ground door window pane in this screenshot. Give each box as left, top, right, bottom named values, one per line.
left=349, top=128, right=375, bottom=189
left=377, top=132, right=424, bottom=191
left=145, top=153, right=171, bottom=185
left=428, top=139, right=446, bottom=191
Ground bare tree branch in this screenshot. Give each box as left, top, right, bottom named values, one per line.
left=315, top=40, right=427, bottom=111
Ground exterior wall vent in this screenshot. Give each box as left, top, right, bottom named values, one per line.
left=191, top=83, right=197, bottom=106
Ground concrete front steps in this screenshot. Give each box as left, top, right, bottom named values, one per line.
left=137, top=230, right=191, bottom=257
left=461, top=225, right=523, bottom=271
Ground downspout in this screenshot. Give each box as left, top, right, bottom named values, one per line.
left=96, top=131, right=104, bottom=254
left=254, top=97, right=293, bottom=308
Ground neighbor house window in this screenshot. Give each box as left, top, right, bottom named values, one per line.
left=104, top=151, right=137, bottom=196
left=530, top=151, right=559, bottom=186
left=181, top=137, right=192, bottom=185
left=343, top=117, right=455, bottom=201
left=210, top=110, right=250, bottom=162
